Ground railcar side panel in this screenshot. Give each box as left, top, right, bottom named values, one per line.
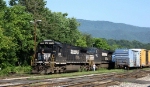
left=140, top=49, right=146, bottom=66
left=131, top=49, right=141, bottom=67
left=114, top=49, right=141, bottom=68
left=148, top=50, right=150, bottom=66
left=114, top=49, right=130, bottom=68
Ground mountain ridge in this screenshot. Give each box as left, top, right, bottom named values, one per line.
left=77, top=19, right=150, bottom=43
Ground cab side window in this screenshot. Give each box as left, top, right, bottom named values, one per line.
left=53, top=45, right=56, bottom=51
left=58, top=47, right=62, bottom=52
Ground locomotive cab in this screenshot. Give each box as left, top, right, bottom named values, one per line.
left=36, top=40, right=55, bottom=62
left=31, top=40, right=64, bottom=74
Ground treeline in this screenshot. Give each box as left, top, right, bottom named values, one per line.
left=106, top=39, right=150, bottom=50
left=0, top=0, right=150, bottom=70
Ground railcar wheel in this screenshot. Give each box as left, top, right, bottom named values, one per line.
left=124, top=66, right=129, bottom=70
left=117, top=65, right=120, bottom=69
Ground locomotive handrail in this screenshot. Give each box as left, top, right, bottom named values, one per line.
left=50, top=54, right=55, bottom=68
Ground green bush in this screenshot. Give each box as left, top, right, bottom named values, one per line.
left=0, top=66, right=31, bottom=76
left=0, top=67, right=11, bottom=76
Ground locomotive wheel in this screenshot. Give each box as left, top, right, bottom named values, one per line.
left=97, top=65, right=101, bottom=70
left=80, top=66, right=84, bottom=72
left=38, top=65, right=46, bottom=74
left=46, top=67, right=52, bottom=74
left=31, top=66, right=38, bottom=74
left=84, top=66, right=90, bottom=71
left=31, top=69, right=38, bottom=74
left=40, top=70, right=46, bottom=74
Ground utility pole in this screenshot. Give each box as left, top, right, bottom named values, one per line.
left=31, top=1, right=42, bottom=65
left=30, top=20, right=42, bottom=65
left=34, top=19, right=36, bottom=60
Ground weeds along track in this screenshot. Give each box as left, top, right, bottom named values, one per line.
left=0, top=69, right=150, bottom=87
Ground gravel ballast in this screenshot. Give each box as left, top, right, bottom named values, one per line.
left=109, top=75, right=150, bottom=87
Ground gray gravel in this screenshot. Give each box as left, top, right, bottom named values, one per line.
left=109, top=75, right=150, bottom=87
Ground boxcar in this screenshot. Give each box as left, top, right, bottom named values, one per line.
left=114, top=49, right=141, bottom=69
left=131, top=49, right=150, bottom=67
left=148, top=50, right=150, bottom=66
left=114, top=49, right=150, bottom=69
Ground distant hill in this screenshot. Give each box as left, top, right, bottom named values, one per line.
left=77, top=19, right=150, bottom=43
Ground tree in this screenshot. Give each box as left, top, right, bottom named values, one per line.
left=9, top=0, right=18, bottom=6
left=93, top=38, right=110, bottom=50
left=0, top=0, right=5, bottom=25
left=0, top=0, right=17, bottom=68
left=75, top=33, right=87, bottom=47
left=9, top=0, right=47, bottom=41
left=0, top=0, right=6, bottom=10
left=3, top=5, right=34, bottom=65
left=0, top=27, right=16, bottom=68
left=82, top=33, right=94, bottom=47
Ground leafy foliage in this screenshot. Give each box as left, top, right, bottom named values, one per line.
left=3, top=5, right=34, bottom=66
left=0, top=27, right=16, bottom=68
left=93, top=38, right=110, bottom=50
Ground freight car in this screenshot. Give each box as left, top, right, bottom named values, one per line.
left=31, top=40, right=113, bottom=74
left=113, top=49, right=150, bottom=69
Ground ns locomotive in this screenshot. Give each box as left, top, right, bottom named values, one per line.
left=31, top=40, right=114, bottom=74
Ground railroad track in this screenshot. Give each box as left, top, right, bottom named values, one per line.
left=0, top=69, right=150, bottom=87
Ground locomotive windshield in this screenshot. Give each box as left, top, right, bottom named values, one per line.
left=36, top=41, right=55, bottom=61
left=87, top=48, right=96, bottom=54
left=37, top=40, right=55, bottom=53
left=38, top=40, right=54, bottom=49
left=38, top=44, right=53, bottom=49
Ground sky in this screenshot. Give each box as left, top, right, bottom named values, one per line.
left=5, top=0, right=150, bottom=27
left=46, top=0, right=150, bottom=27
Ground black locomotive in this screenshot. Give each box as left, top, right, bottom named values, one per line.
left=31, top=40, right=114, bottom=74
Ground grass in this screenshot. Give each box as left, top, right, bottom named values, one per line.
left=143, top=67, right=150, bottom=70
left=28, top=67, right=150, bottom=80
left=1, top=66, right=150, bottom=80
left=28, top=68, right=125, bottom=80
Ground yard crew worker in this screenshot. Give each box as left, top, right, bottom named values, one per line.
left=41, top=49, right=44, bottom=61
left=93, top=63, right=96, bottom=71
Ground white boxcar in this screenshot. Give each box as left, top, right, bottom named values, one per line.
left=114, top=49, right=140, bottom=68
